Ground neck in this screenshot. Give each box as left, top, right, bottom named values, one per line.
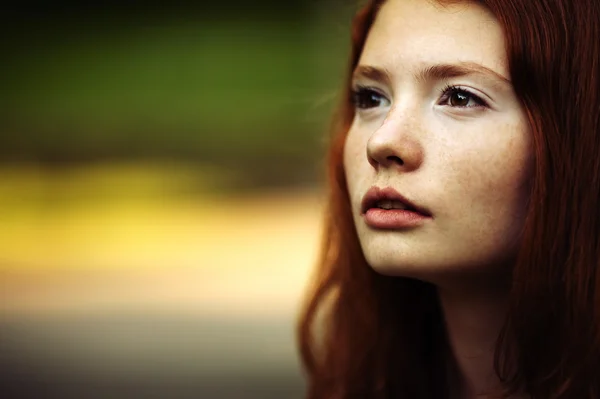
left=437, top=276, right=512, bottom=399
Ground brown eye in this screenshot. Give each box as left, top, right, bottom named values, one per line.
left=441, top=86, right=487, bottom=109
left=351, top=87, right=389, bottom=109
left=450, top=91, right=470, bottom=107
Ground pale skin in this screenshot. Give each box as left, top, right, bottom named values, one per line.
left=343, top=0, right=532, bottom=398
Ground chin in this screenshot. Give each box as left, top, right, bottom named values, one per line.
left=363, top=245, right=517, bottom=287
left=365, top=254, right=461, bottom=288
left=356, top=234, right=418, bottom=277
left=363, top=249, right=428, bottom=278
left=355, top=223, right=521, bottom=283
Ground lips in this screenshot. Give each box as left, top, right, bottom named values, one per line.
left=360, top=186, right=431, bottom=216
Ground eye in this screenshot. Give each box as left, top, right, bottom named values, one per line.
left=351, top=86, right=390, bottom=110
left=439, top=85, right=488, bottom=109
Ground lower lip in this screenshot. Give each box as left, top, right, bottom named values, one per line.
left=363, top=208, right=430, bottom=229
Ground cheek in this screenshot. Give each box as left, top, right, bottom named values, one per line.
left=454, top=121, right=531, bottom=192
left=482, top=133, right=531, bottom=205
left=449, top=126, right=532, bottom=235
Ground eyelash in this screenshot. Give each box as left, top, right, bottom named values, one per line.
left=350, top=84, right=489, bottom=110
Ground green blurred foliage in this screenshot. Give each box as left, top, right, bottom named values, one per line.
left=1, top=1, right=357, bottom=188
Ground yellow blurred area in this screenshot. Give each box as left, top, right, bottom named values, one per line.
left=0, top=162, right=323, bottom=317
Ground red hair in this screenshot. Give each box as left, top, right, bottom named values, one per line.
left=297, top=0, right=600, bottom=398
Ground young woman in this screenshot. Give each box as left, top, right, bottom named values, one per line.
left=298, top=0, right=600, bottom=398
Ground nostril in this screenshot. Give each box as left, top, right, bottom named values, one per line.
left=387, top=155, right=404, bottom=166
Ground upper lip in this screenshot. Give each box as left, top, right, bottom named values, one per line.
left=360, top=186, right=432, bottom=216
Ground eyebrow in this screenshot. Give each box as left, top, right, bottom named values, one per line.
left=352, top=65, right=394, bottom=86
left=352, top=62, right=511, bottom=87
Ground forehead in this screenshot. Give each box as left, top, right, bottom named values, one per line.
left=360, top=0, right=509, bottom=80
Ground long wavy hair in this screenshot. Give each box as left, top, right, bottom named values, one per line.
left=297, top=0, right=600, bottom=398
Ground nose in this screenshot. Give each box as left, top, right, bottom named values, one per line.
left=366, top=109, right=424, bottom=171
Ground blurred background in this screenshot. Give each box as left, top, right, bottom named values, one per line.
left=0, top=1, right=355, bottom=397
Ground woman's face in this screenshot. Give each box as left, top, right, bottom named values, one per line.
left=343, top=0, right=532, bottom=281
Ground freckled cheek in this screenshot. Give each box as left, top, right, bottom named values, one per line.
left=487, top=135, right=532, bottom=200
left=456, top=142, right=532, bottom=217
